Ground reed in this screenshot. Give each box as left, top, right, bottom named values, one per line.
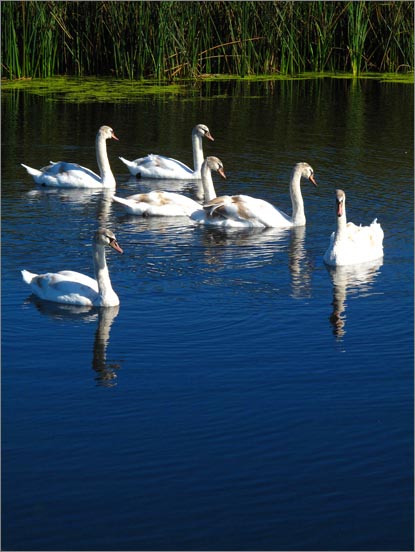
left=347, top=1, right=370, bottom=75
left=1, top=1, right=413, bottom=80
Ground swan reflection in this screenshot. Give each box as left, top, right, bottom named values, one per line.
left=200, top=226, right=288, bottom=270
left=326, top=259, right=383, bottom=339
left=26, top=186, right=103, bottom=203
left=288, top=226, right=313, bottom=299
left=91, top=306, right=121, bottom=386
left=28, top=297, right=121, bottom=386
left=199, top=224, right=313, bottom=299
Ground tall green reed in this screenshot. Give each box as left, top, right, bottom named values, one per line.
left=347, top=1, right=370, bottom=75
left=1, top=1, right=413, bottom=80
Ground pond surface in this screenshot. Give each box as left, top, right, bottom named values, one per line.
left=2, top=78, right=413, bottom=551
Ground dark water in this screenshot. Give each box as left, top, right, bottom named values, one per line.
left=2, top=78, right=413, bottom=551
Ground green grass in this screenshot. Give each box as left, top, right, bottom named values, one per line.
left=2, top=1, right=413, bottom=80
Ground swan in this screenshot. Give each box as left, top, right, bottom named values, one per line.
left=21, top=126, right=119, bottom=188
left=323, top=189, right=384, bottom=266
left=118, top=124, right=214, bottom=179
left=21, top=228, right=123, bottom=307
left=111, top=156, right=226, bottom=217
left=196, top=161, right=317, bottom=228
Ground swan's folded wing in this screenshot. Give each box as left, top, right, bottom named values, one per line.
left=26, top=271, right=98, bottom=304
left=351, top=222, right=384, bottom=248
left=204, top=194, right=292, bottom=226
left=39, top=162, right=101, bottom=186
left=234, top=195, right=291, bottom=223
left=203, top=195, right=236, bottom=218
left=40, top=161, right=83, bottom=174
left=118, top=191, right=195, bottom=207
left=45, top=271, right=99, bottom=293
left=142, top=155, right=193, bottom=175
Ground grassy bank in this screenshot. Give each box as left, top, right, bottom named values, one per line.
left=2, top=1, right=413, bottom=80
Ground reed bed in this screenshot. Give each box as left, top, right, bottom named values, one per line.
left=2, top=1, right=413, bottom=80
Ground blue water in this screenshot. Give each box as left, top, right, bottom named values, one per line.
left=2, top=78, right=413, bottom=551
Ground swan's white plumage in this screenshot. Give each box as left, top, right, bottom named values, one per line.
left=119, top=124, right=214, bottom=179
left=323, top=189, right=384, bottom=266
left=112, top=156, right=226, bottom=217
left=196, top=161, right=317, bottom=228
left=21, top=126, right=119, bottom=188
left=21, top=229, right=123, bottom=307
left=112, top=190, right=202, bottom=217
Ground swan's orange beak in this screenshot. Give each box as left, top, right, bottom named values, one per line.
left=110, top=239, right=123, bottom=254
left=218, top=167, right=226, bottom=179
left=309, top=174, right=318, bottom=187
left=111, top=131, right=119, bottom=141
left=206, top=131, right=214, bottom=142
left=336, top=200, right=343, bottom=217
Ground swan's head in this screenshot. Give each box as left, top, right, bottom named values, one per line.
left=335, top=189, right=346, bottom=217
left=194, top=124, right=214, bottom=142
left=94, top=228, right=123, bottom=254
left=202, top=156, right=226, bottom=179
left=294, top=162, right=317, bottom=187
left=98, top=126, right=119, bottom=141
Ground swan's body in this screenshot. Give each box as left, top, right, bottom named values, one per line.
left=119, top=124, right=214, bottom=179
left=112, top=156, right=226, bottom=217
left=323, top=189, right=384, bottom=266
left=112, top=190, right=202, bottom=217
left=195, top=161, right=317, bottom=228
left=21, top=126, right=119, bottom=188
left=21, top=229, right=123, bottom=307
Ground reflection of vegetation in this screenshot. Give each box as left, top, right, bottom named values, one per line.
left=0, top=77, right=189, bottom=103
left=2, top=1, right=413, bottom=80
left=1, top=72, right=413, bottom=105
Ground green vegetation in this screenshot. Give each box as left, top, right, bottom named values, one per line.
left=1, top=1, right=413, bottom=80
left=2, top=72, right=413, bottom=106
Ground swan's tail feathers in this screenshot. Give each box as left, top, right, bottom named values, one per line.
left=21, top=269, right=36, bottom=284
left=21, top=164, right=42, bottom=177
left=371, top=218, right=384, bottom=243
left=118, top=157, right=134, bottom=168
left=111, top=195, right=131, bottom=207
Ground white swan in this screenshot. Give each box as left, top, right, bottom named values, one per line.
left=111, top=156, right=226, bottom=217
left=21, top=228, right=123, bottom=307
left=323, top=189, right=384, bottom=266
left=21, top=126, right=119, bottom=188
left=118, top=124, right=214, bottom=179
left=196, top=161, right=317, bottom=228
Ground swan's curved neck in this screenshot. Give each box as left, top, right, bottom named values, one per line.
left=93, top=244, right=119, bottom=306
left=192, top=131, right=204, bottom=175
left=201, top=165, right=217, bottom=202
left=289, top=167, right=307, bottom=226
left=334, top=203, right=347, bottom=242
left=96, top=134, right=115, bottom=187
